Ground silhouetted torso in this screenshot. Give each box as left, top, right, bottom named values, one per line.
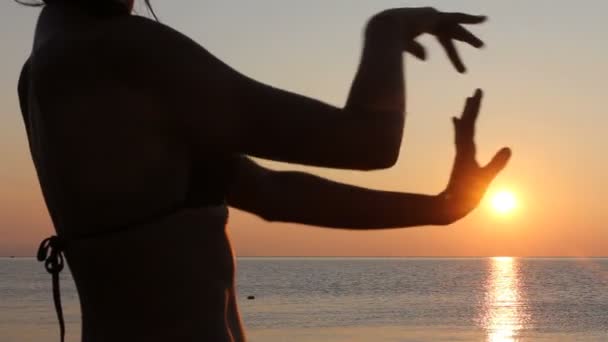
left=19, top=5, right=238, bottom=341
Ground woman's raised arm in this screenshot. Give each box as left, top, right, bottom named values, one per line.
left=124, top=8, right=485, bottom=169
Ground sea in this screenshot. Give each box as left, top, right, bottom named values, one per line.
left=2, top=257, right=608, bottom=341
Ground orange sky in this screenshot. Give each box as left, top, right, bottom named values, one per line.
left=1, top=0, right=607, bottom=256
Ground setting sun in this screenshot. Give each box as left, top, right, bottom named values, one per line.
left=491, top=191, right=518, bottom=215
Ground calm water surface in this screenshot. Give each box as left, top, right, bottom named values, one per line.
left=2, top=257, right=608, bottom=341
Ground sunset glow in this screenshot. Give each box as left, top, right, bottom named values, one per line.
left=2, top=1, right=608, bottom=258
left=491, top=191, right=518, bottom=215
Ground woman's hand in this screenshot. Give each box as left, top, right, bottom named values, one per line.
left=439, top=89, right=512, bottom=224
left=366, top=7, right=487, bottom=73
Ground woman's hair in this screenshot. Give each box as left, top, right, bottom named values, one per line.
left=14, top=0, right=157, bottom=20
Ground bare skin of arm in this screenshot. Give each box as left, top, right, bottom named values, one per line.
left=227, top=90, right=511, bottom=228
left=125, top=8, right=487, bottom=170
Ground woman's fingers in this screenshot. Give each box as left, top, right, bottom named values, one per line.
left=453, top=116, right=465, bottom=148
left=433, top=13, right=486, bottom=72
left=399, top=9, right=485, bottom=33
left=462, top=89, right=482, bottom=124
left=454, top=90, right=483, bottom=159
left=453, top=121, right=476, bottom=162
left=454, top=98, right=469, bottom=145
left=443, top=12, right=487, bottom=24
left=458, top=89, right=481, bottom=140
left=449, top=25, right=485, bottom=48
left=405, top=40, right=427, bottom=60
left=374, top=9, right=486, bottom=71
left=374, top=8, right=486, bottom=72
left=438, top=35, right=466, bottom=73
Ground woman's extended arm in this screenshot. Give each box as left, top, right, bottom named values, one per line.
left=125, top=8, right=486, bottom=170
left=227, top=90, right=511, bottom=228
left=228, top=159, right=445, bottom=228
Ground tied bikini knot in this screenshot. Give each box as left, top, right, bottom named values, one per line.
left=38, top=236, right=65, bottom=273
left=37, top=235, right=66, bottom=342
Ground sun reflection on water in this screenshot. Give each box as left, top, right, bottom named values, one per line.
left=482, top=257, right=528, bottom=342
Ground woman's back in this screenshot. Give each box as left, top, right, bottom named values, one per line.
left=20, top=5, right=240, bottom=341
left=22, top=13, right=192, bottom=236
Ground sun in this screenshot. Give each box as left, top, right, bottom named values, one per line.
left=491, top=190, right=518, bottom=215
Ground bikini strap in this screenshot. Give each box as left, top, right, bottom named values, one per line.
left=37, top=236, right=66, bottom=342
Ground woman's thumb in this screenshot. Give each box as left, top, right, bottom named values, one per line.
left=483, top=148, right=512, bottom=179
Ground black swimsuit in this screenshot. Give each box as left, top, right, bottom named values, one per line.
left=36, top=204, right=228, bottom=342
left=20, top=59, right=237, bottom=342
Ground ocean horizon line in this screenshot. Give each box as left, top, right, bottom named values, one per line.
left=3, top=255, right=608, bottom=259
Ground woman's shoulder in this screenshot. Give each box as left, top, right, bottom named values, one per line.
left=29, top=14, right=218, bottom=93
left=99, top=15, right=186, bottom=43
left=95, top=15, right=209, bottom=59
left=33, top=14, right=206, bottom=67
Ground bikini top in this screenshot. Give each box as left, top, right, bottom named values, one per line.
left=36, top=201, right=230, bottom=342
left=19, top=59, right=237, bottom=342
left=36, top=174, right=235, bottom=342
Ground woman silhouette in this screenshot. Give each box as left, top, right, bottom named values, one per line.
left=17, top=1, right=510, bottom=341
